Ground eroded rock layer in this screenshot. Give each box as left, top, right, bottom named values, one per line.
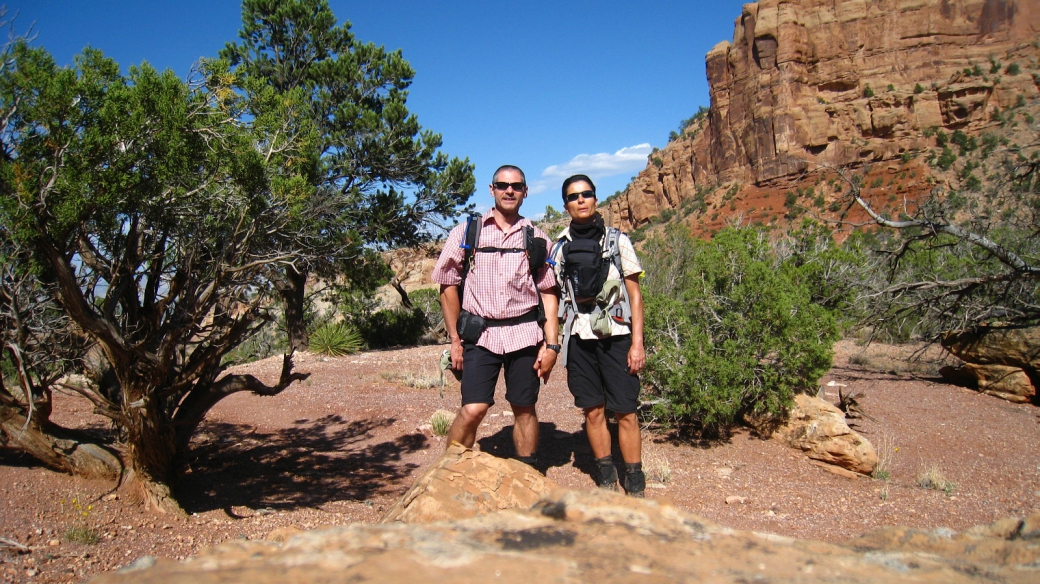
left=608, top=0, right=1040, bottom=231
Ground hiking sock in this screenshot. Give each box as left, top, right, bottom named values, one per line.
left=515, top=455, right=539, bottom=469
left=623, top=462, right=645, bottom=497
left=595, top=456, right=619, bottom=490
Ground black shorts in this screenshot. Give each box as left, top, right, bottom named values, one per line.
left=566, top=335, right=640, bottom=413
left=460, top=344, right=540, bottom=407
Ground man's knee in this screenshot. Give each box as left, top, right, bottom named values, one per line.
left=458, top=403, right=490, bottom=425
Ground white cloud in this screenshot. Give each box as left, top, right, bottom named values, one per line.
left=540, top=143, right=654, bottom=181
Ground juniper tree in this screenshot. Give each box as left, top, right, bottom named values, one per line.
left=220, top=0, right=475, bottom=350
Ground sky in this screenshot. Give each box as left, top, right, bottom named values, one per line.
left=6, top=0, right=747, bottom=218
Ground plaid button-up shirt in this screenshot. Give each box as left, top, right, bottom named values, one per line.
left=432, top=210, right=557, bottom=354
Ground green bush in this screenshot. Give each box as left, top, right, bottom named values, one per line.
left=639, top=225, right=844, bottom=433
left=310, top=322, right=363, bottom=356
left=357, top=307, right=428, bottom=348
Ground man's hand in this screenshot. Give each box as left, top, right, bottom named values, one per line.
left=627, top=340, right=645, bottom=375
left=450, top=338, right=464, bottom=371
left=534, top=345, right=558, bottom=383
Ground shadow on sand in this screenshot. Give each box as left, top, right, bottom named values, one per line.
left=177, top=414, right=428, bottom=515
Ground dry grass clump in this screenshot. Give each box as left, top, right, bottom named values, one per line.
left=429, top=409, right=456, bottom=436
left=642, top=443, right=672, bottom=484
left=871, top=433, right=895, bottom=481
left=916, top=464, right=955, bottom=495
left=380, top=370, right=441, bottom=390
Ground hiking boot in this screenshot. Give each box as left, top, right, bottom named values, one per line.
left=623, top=462, right=645, bottom=498
left=595, top=456, right=618, bottom=491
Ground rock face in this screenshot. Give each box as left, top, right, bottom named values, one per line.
left=91, top=489, right=1040, bottom=583
left=607, top=0, right=1040, bottom=231
left=940, top=326, right=1039, bottom=402
left=767, top=393, right=878, bottom=475
left=380, top=442, right=559, bottom=524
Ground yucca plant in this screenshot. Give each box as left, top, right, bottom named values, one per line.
left=310, top=322, right=363, bottom=356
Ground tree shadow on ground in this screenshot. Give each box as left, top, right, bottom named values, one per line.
left=0, top=446, right=47, bottom=469
left=177, top=414, right=427, bottom=514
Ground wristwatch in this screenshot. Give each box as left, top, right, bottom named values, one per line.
left=545, top=343, right=562, bottom=353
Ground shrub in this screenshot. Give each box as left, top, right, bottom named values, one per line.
left=863, top=84, right=874, bottom=98
left=639, top=226, right=844, bottom=433
left=1005, top=62, right=1020, bottom=75
left=652, top=156, right=664, bottom=168
left=357, top=307, right=428, bottom=348
left=936, top=147, right=957, bottom=170
left=310, top=322, right=363, bottom=356
left=914, top=83, right=924, bottom=94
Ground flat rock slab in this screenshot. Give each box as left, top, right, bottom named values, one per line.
left=91, top=489, right=1040, bottom=584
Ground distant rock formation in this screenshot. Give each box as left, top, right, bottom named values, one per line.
left=607, top=0, right=1040, bottom=233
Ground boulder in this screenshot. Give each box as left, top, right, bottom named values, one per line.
left=965, top=363, right=1035, bottom=403
left=90, top=491, right=1040, bottom=584
left=379, top=442, right=559, bottom=524
left=940, top=327, right=1039, bottom=403
left=766, top=393, right=878, bottom=475
left=941, top=327, right=1040, bottom=370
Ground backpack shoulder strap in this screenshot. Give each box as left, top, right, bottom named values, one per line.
left=605, top=227, right=624, bottom=274
left=459, top=213, right=481, bottom=298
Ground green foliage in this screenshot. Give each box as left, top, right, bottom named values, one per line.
left=652, top=156, right=664, bottom=168
left=310, top=322, right=363, bottom=356
left=914, top=83, right=924, bottom=94
left=659, top=208, right=676, bottom=222
left=935, top=130, right=948, bottom=147
left=357, top=307, right=428, bottom=348
left=1005, top=62, right=1020, bottom=75
left=936, top=147, right=957, bottom=170
left=638, top=225, right=845, bottom=433
left=220, top=0, right=475, bottom=349
left=863, top=84, right=875, bottom=98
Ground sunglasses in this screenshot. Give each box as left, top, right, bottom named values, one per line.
left=492, top=181, right=526, bottom=191
left=565, top=190, right=596, bottom=203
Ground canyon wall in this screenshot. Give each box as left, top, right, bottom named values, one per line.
left=607, top=0, right=1040, bottom=232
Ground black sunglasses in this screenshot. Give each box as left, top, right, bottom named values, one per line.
left=492, top=181, right=526, bottom=191
left=565, top=190, right=596, bottom=203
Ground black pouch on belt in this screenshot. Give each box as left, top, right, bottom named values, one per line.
left=456, top=310, right=486, bottom=344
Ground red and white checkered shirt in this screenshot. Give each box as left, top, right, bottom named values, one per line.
left=432, top=210, right=557, bottom=354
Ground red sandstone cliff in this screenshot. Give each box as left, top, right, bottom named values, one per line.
left=607, top=0, right=1040, bottom=233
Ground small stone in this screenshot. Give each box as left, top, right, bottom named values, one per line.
left=725, top=495, right=747, bottom=505
left=48, top=539, right=59, bottom=547
left=102, top=493, right=118, bottom=501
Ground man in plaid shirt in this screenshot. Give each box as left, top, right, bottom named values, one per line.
left=432, top=165, right=560, bottom=466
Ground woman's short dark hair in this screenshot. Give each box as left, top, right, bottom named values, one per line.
left=561, top=174, right=595, bottom=204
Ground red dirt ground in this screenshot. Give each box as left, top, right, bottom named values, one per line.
left=2, top=339, right=1039, bottom=583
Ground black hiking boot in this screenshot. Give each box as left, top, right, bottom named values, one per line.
left=595, top=456, right=619, bottom=491
left=515, top=455, right=541, bottom=473
left=623, top=462, right=645, bottom=498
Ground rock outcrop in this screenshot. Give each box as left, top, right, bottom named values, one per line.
left=940, top=326, right=1039, bottom=402
left=91, top=488, right=1040, bottom=583
left=607, top=0, right=1040, bottom=232
left=380, top=442, right=559, bottom=524
left=753, top=393, right=879, bottom=475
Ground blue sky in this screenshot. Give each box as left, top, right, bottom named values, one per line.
left=7, top=0, right=746, bottom=218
